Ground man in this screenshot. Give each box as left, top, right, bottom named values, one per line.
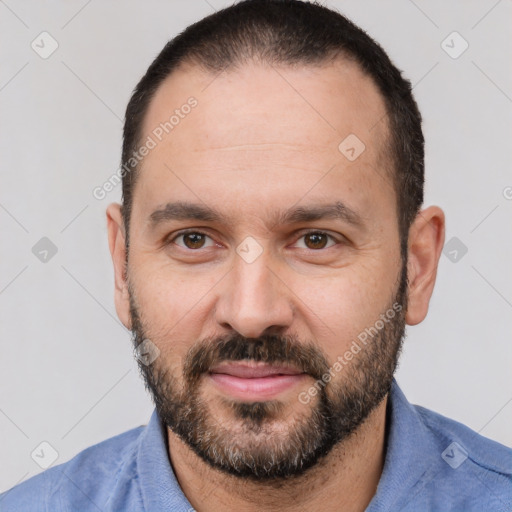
left=2, top=0, right=511, bottom=510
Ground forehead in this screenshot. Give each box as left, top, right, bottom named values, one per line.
left=134, top=59, right=393, bottom=227
left=143, top=58, right=388, bottom=150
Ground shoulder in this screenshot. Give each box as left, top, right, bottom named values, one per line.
left=0, top=424, right=145, bottom=512
left=416, top=404, right=512, bottom=474
left=412, top=404, right=512, bottom=511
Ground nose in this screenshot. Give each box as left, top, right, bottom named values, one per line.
left=214, top=251, right=294, bottom=339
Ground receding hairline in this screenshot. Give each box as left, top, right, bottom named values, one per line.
left=135, top=53, right=395, bottom=182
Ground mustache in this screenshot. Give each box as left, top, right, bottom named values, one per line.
left=183, top=333, right=330, bottom=383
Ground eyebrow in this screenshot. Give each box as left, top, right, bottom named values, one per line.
left=148, top=200, right=364, bottom=230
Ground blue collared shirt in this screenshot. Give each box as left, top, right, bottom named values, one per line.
left=1, top=379, right=511, bottom=511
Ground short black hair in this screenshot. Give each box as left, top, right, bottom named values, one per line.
left=121, top=0, right=424, bottom=258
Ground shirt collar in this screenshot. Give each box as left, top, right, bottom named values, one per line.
left=366, top=378, right=438, bottom=511
left=136, top=408, right=192, bottom=511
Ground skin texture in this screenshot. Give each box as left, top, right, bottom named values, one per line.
left=107, top=59, right=445, bottom=511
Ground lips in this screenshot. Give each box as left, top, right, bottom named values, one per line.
left=210, top=362, right=303, bottom=378
left=208, top=362, right=306, bottom=400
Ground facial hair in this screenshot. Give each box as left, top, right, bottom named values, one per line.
left=129, top=262, right=408, bottom=481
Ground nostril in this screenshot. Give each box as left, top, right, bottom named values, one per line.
left=262, top=325, right=287, bottom=337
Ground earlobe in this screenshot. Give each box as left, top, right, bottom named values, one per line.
left=405, top=206, right=445, bottom=326
left=106, top=203, right=132, bottom=330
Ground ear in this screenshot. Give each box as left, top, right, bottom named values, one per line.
left=406, top=206, right=445, bottom=326
left=106, top=203, right=131, bottom=330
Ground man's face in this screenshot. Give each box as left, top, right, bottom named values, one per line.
left=124, top=60, right=406, bottom=479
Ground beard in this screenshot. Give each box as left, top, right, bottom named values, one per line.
left=129, top=262, right=408, bottom=481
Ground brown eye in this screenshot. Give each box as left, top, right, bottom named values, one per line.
left=172, top=231, right=214, bottom=250
left=183, top=233, right=206, bottom=249
left=304, top=232, right=329, bottom=249
left=293, top=231, right=337, bottom=250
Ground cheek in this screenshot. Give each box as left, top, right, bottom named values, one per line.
left=293, top=263, right=395, bottom=360
left=129, top=258, right=219, bottom=348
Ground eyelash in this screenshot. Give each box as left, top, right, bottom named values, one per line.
left=168, top=229, right=342, bottom=251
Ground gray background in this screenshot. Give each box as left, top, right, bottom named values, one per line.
left=1, top=0, right=511, bottom=491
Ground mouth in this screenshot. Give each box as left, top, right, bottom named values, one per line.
left=208, top=362, right=307, bottom=401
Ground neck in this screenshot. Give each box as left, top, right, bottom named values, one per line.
left=166, top=396, right=388, bottom=512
